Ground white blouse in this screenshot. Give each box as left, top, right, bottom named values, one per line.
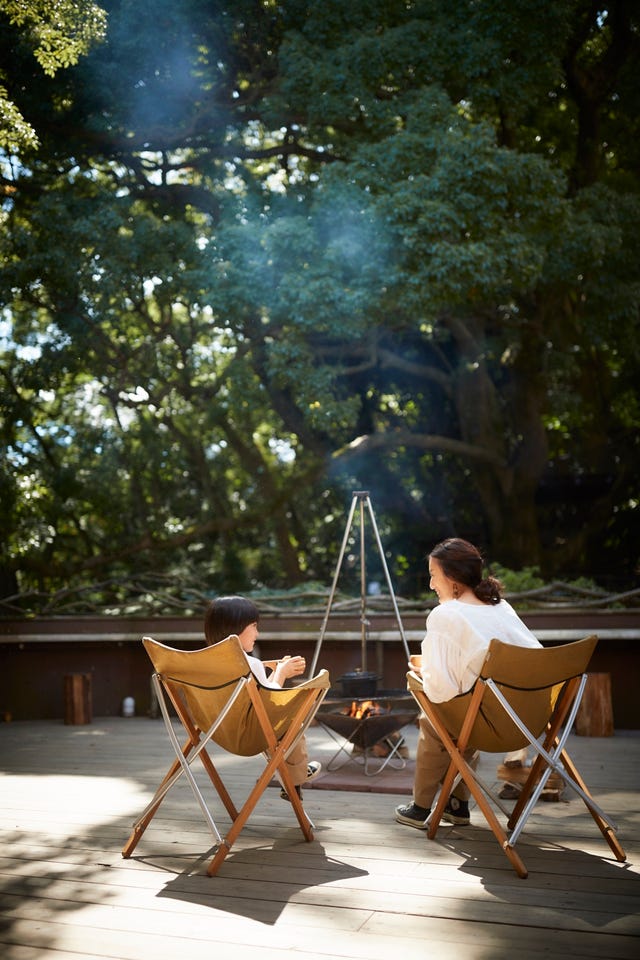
left=244, top=653, right=281, bottom=689
left=420, top=599, right=540, bottom=703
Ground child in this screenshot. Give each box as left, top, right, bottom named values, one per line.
left=204, top=595, right=321, bottom=800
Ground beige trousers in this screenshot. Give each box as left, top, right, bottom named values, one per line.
left=413, top=714, right=478, bottom=809
left=286, top=736, right=309, bottom=785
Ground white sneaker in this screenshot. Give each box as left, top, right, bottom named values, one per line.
left=306, top=761, right=322, bottom=782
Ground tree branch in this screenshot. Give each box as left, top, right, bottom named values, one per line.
left=333, top=429, right=506, bottom=467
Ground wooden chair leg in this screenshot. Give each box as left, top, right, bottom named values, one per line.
left=558, top=749, right=626, bottom=862
left=205, top=730, right=317, bottom=877
left=122, top=742, right=191, bottom=858
left=507, top=752, right=548, bottom=831
left=428, top=753, right=529, bottom=879
left=198, top=748, right=239, bottom=821
left=279, top=764, right=314, bottom=841
left=122, top=728, right=239, bottom=861
left=508, top=743, right=626, bottom=864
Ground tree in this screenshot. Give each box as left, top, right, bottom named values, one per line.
left=0, top=0, right=107, bottom=152
left=269, top=0, right=640, bottom=575
left=1, top=0, right=639, bottom=604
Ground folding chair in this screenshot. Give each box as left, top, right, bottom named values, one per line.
left=122, top=635, right=330, bottom=876
left=407, top=635, right=626, bottom=878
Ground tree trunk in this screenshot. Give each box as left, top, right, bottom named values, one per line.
left=449, top=312, right=548, bottom=568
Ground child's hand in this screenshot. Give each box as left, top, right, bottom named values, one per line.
left=277, top=655, right=306, bottom=679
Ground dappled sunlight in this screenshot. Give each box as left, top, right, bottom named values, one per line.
left=2, top=773, right=150, bottom=819
left=0, top=718, right=638, bottom=959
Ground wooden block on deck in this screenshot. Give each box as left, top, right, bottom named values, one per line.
left=64, top=672, right=92, bottom=725
left=575, top=671, right=614, bottom=737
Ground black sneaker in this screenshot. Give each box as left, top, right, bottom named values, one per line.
left=280, top=785, right=301, bottom=801
left=442, top=796, right=470, bottom=825
left=394, top=802, right=430, bottom=829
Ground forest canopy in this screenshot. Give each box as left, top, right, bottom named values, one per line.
left=1, top=0, right=639, bottom=603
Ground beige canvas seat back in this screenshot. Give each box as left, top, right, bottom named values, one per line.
left=408, top=634, right=626, bottom=878
left=122, top=635, right=330, bottom=876
left=425, top=635, right=597, bottom=754
left=144, top=634, right=326, bottom=757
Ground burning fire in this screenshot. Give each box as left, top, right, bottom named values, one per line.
left=346, top=699, right=385, bottom=719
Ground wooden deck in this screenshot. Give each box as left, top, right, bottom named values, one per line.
left=1, top=718, right=639, bottom=960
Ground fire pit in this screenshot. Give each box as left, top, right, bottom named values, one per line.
left=317, top=692, right=419, bottom=776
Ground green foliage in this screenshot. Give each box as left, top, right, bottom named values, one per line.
left=487, top=564, right=606, bottom=609
left=0, top=0, right=107, bottom=151
left=0, top=85, right=40, bottom=151
left=1, top=0, right=639, bottom=603
left=490, top=565, right=546, bottom=594
left=1, top=0, right=107, bottom=75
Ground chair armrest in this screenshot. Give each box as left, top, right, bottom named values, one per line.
left=296, top=669, right=331, bottom=691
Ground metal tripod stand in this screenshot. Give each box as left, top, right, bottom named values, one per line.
left=309, top=491, right=411, bottom=678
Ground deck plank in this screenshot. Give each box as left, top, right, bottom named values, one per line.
left=0, top=719, right=638, bottom=960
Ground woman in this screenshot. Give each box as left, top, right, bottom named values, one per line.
left=204, top=595, right=321, bottom=800
left=395, top=538, right=541, bottom=829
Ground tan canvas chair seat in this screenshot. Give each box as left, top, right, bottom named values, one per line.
left=407, top=635, right=626, bottom=878
left=122, top=635, right=330, bottom=876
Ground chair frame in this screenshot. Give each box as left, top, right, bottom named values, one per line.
left=122, top=636, right=329, bottom=876
left=408, top=635, right=626, bottom=879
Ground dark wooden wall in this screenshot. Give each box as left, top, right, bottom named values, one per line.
left=1, top=610, right=638, bottom=727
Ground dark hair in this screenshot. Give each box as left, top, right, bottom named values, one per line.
left=204, top=595, right=260, bottom=645
left=429, top=538, right=503, bottom=605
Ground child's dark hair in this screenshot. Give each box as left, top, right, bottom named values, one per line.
left=204, top=595, right=260, bottom=645
left=429, top=538, right=503, bottom=605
